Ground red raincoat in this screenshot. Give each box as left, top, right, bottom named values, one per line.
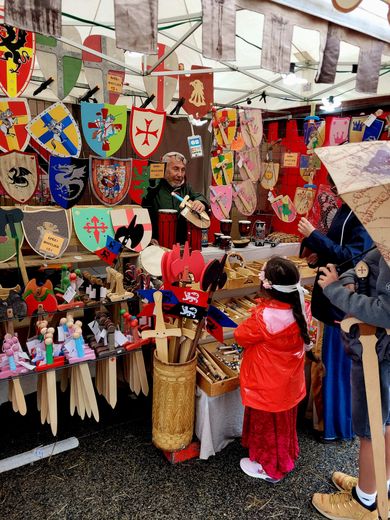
left=234, top=298, right=306, bottom=413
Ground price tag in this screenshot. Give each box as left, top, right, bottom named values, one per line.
left=115, top=330, right=128, bottom=347
left=99, top=329, right=107, bottom=341
left=88, top=320, right=100, bottom=336
left=34, top=447, right=44, bottom=459
left=57, top=326, right=65, bottom=342
left=89, top=288, right=96, bottom=299
left=37, top=231, right=65, bottom=257
left=364, top=114, right=376, bottom=127
left=63, top=286, right=76, bottom=303
left=100, top=287, right=107, bottom=299
left=149, top=162, right=165, bottom=179
left=283, top=152, right=299, bottom=168
left=187, top=135, right=203, bottom=158
left=76, top=276, right=84, bottom=290
left=64, top=339, right=77, bottom=357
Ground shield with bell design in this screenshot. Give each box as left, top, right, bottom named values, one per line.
left=111, top=206, right=152, bottom=252
left=239, top=109, right=263, bottom=148
left=130, top=106, right=166, bottom=159
left=209, top=185, right=232, bottom=220
left=179, top=65, right=213, bottom=119
left=232, top=180, right=257, bottom=216
left=211, top=152, right=234, bottom=185
left=90, top=156, right=132, bottom=206
left=0, top=98, right=30, bottom=152
left=0, top=150, right=38, bottom=203
left=130, top=159, right=149, bottom=204
left=260, top=162, right=279, bottom=190
left=22, top=206, right=72, bottom=258
left=72, top=206, right=114, bottom=252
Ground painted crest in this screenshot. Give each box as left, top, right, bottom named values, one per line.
left=130, top=159, right=149, bottom=204
left=111, top=207, right=152, bottom=252
left=260, top=162, right=279, bottom=190
left=299, top=154, right=319, bottom=183
left=232, top=180, right=257, bottom=216
left=49, top=156, right=89, bottom=209
left=36, top=26, right=82, bottom=100
left=90, top=156, right=131, bottom=206
left=26, top=102, right=81, bottom=158
left=82, top=35, right=125, bottom=105
left=81, top=102, right=127, bottom=157
left=213, top=109, right=237, bottom=147
left=293, top=186, right=316, bottom=215
left=143, top=43, right=178, bottom=111
left=0, top=151, right=38, bottom=203
left=268, top=191, right=297, bottom=223
left=237, top=148, right=261, bottom=182
left=72, top=206, right=115, bottom=252
left=349, top=116, right=366, bottom=142
left=179, top=65, right=213, bottom=119
left=362, top=118, right=384, bottom=141
left=239, top=109, right=263, bottom=148
left=0, top=206, right=24, bottom=263
left=0, top=98, right=30, bottom=152
left=328, top=116, right=350, bottom=146
left=130, top=106, right=166, bottom=159
left=211, top=152, right=234, bottom=185
left=209, top=185, right=232, bottom=220
left=22, top=206, right=72, bottom=258
left=0, top=24, right=35, bottom=97
left=303, top=118, right=326, bottom=150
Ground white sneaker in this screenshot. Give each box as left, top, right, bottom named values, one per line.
left=239, top=458, right=280, bottom=483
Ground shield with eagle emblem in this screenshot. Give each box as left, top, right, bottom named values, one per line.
left=0, top=150, right=38, bottom=203
left=179, top=65, right=213, bottom=119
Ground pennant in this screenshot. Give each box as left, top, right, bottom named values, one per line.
left=362, top=118, right=384, bottom=141
left=201, top=0, right=236, bottom=60
left=129, top=159, right=149, bottom=204
left=239, top=109, right=263, bottom=148
left=206, top=305, right=237, bottom=343
left=81, top=102, right=127, bottom=158
left=349, top=116, right=366, bottom=143
left=95, top=236, right=122, bottom=266
left=211, top=152, right=234, bottom=185
left=260, top=162, right=279, bottom=190
left=130, top=106, right=166, bottom=159
left=268, top=191, right=297, bottom=223
left=293, top=186, right=316, bottom=215
left=0, top=151, right=38, bottom=203
left=232, top=180, right=257, bottom=216
left=72, top=206, right=115, bottom=253
left=82, top=35, right=125, bottom=105
left=328, top=116, right=350, bottom=146
left=237, top=148, right=261, bottom=183
left=36, top=26, right=82, bottom=100
left=111, top=207, right=152, bottom=252
left=0, top=98, right=30, bottom=153
left=26, top=102, right=81, bottom=158
left=49, top=156, right=89, bottom=209
left=5, top=0, right=62, bottom=37
left=0, top=206, right=24, bottom=263
left=0, top=23, right=35, bottom=98
left=209, top=185, right=232, bottom=220
left=90, top=156, right=131, bottom=206
left=179, top=65, right=213, bottom=119
left=114, top=0, right=157, bottom=55
left=143, top=43, right=178, bottom=111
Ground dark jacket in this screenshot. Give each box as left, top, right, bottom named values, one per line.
left=301, top=203, right=373, bottom=324
left=141, top=179, right=209, bottom=244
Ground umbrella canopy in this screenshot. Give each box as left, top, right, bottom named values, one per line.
left=315, top=141, right=390, bottom=268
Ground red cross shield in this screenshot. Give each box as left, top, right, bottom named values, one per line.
left=129, top=106, right=166, bottom=159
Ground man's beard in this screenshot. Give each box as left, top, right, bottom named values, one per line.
left=168, top=179, right=185, bottom=188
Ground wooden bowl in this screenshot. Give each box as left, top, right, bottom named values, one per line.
left=232, top=239, right=250, bottom=248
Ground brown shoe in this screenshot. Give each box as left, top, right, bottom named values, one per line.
left=312, top=490, right=378, bottom=520
left=332, top=472, right=358, bottom=493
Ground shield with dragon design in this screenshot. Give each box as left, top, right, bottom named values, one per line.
left=0, top=150, right=38, bottom=203
left=90, top=156, right=131, bottom=206
left=22, top=206, right=72, bottom=259
left=49, top=156, right=89, bottom=209
left=130, top=159, right=149, bottom=204
left=81, top=102, right=127, bottom=158
left=72, top=206, right=115, bottom=252
left=0, top=24, right=35, bottom=98
left=111, top=206, right=152, bottom=252
left=0, top=98, right=30, bottom=152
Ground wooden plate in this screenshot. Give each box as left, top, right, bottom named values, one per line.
left=232, top=239, right=250, bottom=248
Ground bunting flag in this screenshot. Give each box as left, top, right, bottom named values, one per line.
left=206, top=305, right=237, bottom=343
left=0, top=98, right=30, bottom=152
left=201, top=0, right=236, bottom=60
left=114, top=0, right=157, bottom=55
left=95, top=235, right=122, bottom=266
left=362, top=118, right=385, bottom=141
left=349, top=116, right=366, bottom=143
left=179, top=65, right=214, bottom=119
left=5, top=0, right=62, bottom=37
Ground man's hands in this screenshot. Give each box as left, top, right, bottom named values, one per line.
left=297, top=217, right=315, bottom=238
left=191, top=200, right=205, bottom=213
left=318, top=264, right=339, bottom=289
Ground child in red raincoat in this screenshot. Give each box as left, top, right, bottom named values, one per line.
left=234, top=256, right=311, bottom=482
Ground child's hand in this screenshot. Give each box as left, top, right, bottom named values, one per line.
left=318, top=264, right=339, bottom=289
left=297, top=217, right=315, bottom=237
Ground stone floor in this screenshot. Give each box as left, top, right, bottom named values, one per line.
left=0, top=386, right=359, bottom=520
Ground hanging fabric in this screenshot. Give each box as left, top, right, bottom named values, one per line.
left=201, top=0, right=236, bottom=61
left=114, top=0, right=158, bottom=55
left=5, top=0, right=62, bottom=37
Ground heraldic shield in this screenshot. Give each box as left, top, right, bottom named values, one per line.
left=179, top=65, right=213, bottom=119
left=72, top=206, right=115, bottom=252
left=111, top=207, right=152, bottom=252
left=26, top=102, right=81, bottom=158
left=232, top=180, right=257, bottom=216
left=130, top=159, right=149, bottom=205
left=0, top=206, right=24, bottom=263
left=22, top=206, right=72, bottom=259
left=81, top=102, right=127, bottom=158
left=90, top=156, right=131, bottom=206
left=0, top=98, right=30, bottom=153
left=130, top=106, right=166, bottom=159
left=49, top=156, right=89, bottom=209
left=209, top=185, right=232, bottom=221
left=0, top=151, right=39, bottom=203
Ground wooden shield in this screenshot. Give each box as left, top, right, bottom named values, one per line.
left=211, top=152, right=234, bottom=185
left=268, top=192, right=297, bottom=223
left=90, top=156, right=132, bottom=206
left=0, top=206, right=24, bottom=263
left=130, top=159, right=149, bottom=204
left=239, top=109, right=263, bottom=148
left=36, top=26, right=82, bottom=100
left=363, top=119, right=384, bottom=141
left=26, top=102, right=81, bottom=158
left=0, top=151, right=38, bottom=203
left=237, top=148, right=261, bottom=182
left=143, top=43, right=178, bottom=111
left=22, top=206, right=72, bottom=258
left=293, top=186, right=316, bottom=215
left=0, top=98, right=30, bottom=152
left=111, top=207, right=152, bottom=252
left=72, top=206, right=115, bottom=252
left=232, top=180, right=257, bottom=216
left=209, top=185, right=232, bottom=220
left=130, top=106, right=166, bottom=159
left=349, top=116, right=366, bottom=143
left=81, top=102, right=127, bottom=158
left=0, top=24, right=35, bottom=98
left=260, top=162, right=279, bottom=190
left=82, top=35, right=125, bottom=105
left=213, top=109, right=237, bottom=147
left=299, top=155, right=318, bottom=183
left=49, top=156, right=89, bottom=209
left=179, top=65, right=213, bottom=118
left=328, top=117, right=350, bottom=146
left=303, top=119, right=326, bottom=149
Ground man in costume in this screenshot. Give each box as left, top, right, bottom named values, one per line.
left=141, top=151, right=209, bottom=244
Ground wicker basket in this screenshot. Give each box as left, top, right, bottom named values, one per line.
left=152, top=351, right=197, bottom=452
left=225, top=252, right=259, bottom=288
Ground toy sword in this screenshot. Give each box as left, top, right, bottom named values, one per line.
left=171, top=192, right=210, bottom=228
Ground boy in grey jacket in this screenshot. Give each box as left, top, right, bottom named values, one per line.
left=311, top=249, right=390, bottom=520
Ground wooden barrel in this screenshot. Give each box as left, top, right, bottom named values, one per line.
left=152, top=351, right=196, bottom=452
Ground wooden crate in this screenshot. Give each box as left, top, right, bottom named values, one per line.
left=197, top=340, right=240, bottom=397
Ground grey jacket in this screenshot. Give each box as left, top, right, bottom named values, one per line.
left=323, top=249, right=390, bottom=361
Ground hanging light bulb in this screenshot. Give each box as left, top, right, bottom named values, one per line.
left=320, top=96, right=342, bottom=112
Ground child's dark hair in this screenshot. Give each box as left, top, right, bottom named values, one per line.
left=262, top=256, right=311, bottom=344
